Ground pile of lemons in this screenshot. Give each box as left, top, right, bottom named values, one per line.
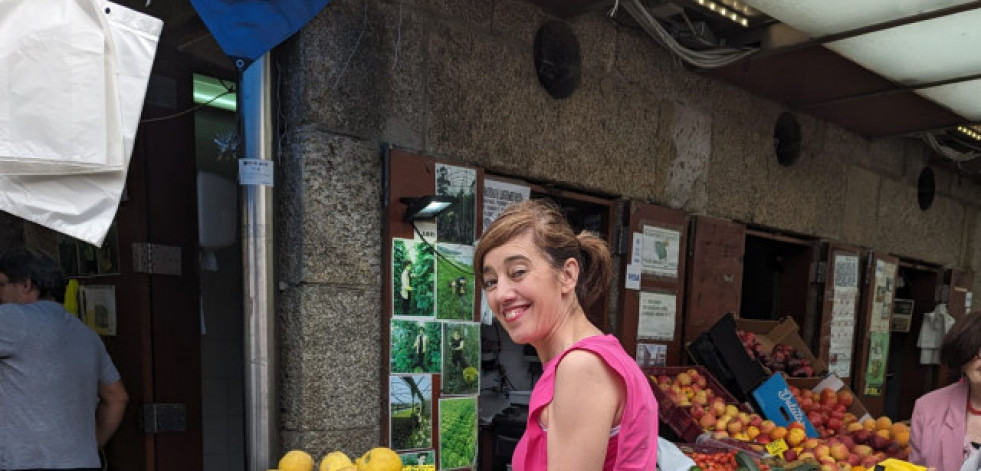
left=271, top=447, right=402, bottom=471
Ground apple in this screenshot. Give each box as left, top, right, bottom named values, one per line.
left=829, top=443, right=849, bottom=461
left=783, top=449, right=798, bottom=462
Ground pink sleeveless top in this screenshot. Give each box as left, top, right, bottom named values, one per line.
left=510, top=335, right=658, bottom=471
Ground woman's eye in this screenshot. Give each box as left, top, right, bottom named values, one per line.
left=483, top=278, right=497, bottom=290
left=510, top=268, right=527, bottom=279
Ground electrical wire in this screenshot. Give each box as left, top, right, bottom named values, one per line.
left=411, top=222, right=474, bottom=275
left=140, top=90, right=234, bottom=124
left=920, top=132, right=981, bottom=162
left=620, top=0, right=757, bottom=69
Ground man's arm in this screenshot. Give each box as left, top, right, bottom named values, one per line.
left=96, top=380, right=129, bottom=447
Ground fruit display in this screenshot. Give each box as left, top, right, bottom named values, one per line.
left=737, top=330, right=815, bottom=378
left=685, top=449, right=770, bottom=471
left=270, top=447, right=402, bottom=471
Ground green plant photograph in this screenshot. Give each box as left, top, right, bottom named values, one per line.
left=435, top=164, right=476, bottom=246
left=435, top=243, right=475, bottom=321
left=441, top=322, right=480, bottom=395
left=439, top=397, right=477, bottom=470
left=389, top=375, right=433, bottom=451
left=390, top=320, right=441, bottom=374
left=393, top=238, right=435, bottom=317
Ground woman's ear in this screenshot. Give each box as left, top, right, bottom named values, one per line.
left=558, top=257, right=580, bottom=294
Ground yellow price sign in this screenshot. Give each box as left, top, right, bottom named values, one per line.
left=765, top=438, right=788, bottom=458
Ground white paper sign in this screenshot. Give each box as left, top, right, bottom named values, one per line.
left=833, top=254, right=859, bottom=288
left=641, top=226, right=680, bottom=278
left=483, top=179, right=530, bottom=232
left=829, top=286, right=857, bottom=377
left=638, top=292, right=676, bottom=340
left=239, top=158, right=274, bottom=186
left=414, top=221, right=437, bottom=242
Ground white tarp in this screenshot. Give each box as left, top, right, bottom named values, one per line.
left=0, top=0, right=162, bottom=245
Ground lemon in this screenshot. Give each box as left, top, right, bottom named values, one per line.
left=279, top=450, right=314, bottom=471
left=320, top=451, right=353, bottom=471
left=357, top=447, right=402, bottom=471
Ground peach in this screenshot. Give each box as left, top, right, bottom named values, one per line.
left=894, top=429, right=910, bottom=446
left=875, top=416, right=892, bottom=431
left=711, top=400, right=726, bottom=416
left=746, top=426, right=760, bottom=440
left=749, top=414, right=763, bottom=428
left=676, top=372, right=692, bottom=386
left=725, top=404, right=740, bottom=418
left=845, top=422, right=864, bottom=433
left=830, top=442, right=849, bottom=461
left=862, top=418, right=877, bottom=431
left=699, top=413, right=716, bottom=429
left=803, top=438, right=820, bottom=450
left=727, top=420, right=744, bottom=434
left=860, top=455, right=879, bottom=469
left=814, top=444, right=830, bottom=458
left=876, top=429, right=891, bottom=440
left=760, top=420, right=776, bottom=435
left=788, top=421, right=807, bottom=431
left=787, top=428, right=806, bottom=447
left=771, top=426, right=788, bottom=441
left=852, top=445, right=873, bottom=457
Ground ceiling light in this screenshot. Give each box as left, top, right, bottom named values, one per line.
left=692, top=0, right=750, bottom=27
left=958, top=126, right=981, bottom=141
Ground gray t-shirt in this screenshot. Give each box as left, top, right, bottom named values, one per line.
left=0, top=300, right=121, bottom=469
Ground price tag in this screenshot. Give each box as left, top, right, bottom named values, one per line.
left=765, top=439, right=788, bottom=458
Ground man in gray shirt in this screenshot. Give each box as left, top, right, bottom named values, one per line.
left=0, top=248, right=128, bottom=471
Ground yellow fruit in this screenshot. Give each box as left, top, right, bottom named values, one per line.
left=320, top=451, right=353, bottom=471
left=279, top=450, right=314, bottom=471
left=357, top=447, right=402, bottom=471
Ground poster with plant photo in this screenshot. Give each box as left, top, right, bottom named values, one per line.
left=391, top=320, right=442, bottom=374
left=393, top=238, right=435, bottom=318
left=435, top=243, right=475, bottom=321
left=438, top=396, right=477, bottom=470
left=441, top=322, right=480, bottom=395
left=435, top=164, right=476, bottom=245
left=398, top=449, right=435, bottom=471
left=389, top=375, right=433, bottom=451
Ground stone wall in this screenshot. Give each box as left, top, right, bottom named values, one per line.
left=276, top=0, right=981, bottom=454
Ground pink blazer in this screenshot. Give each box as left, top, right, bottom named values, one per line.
left=910, top=380, right=968, bottom=471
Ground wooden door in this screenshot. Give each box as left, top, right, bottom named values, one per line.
left=683, top=216, right=745, bottom=347
left=946, top=269, right=974, bottom=320
left=616, top=201, right=688, bottom=366
left=936, top=269, right=975, bottom=386
left=852, top=252, right=899, bottom=418
left=816, top=243, right=862, bottom=382
left=100, top=43, right=203, bottom=471
left=890, top=261, right=940, bottom=421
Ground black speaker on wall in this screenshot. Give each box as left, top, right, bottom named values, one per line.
left=534, top=20, right=581, bottom=99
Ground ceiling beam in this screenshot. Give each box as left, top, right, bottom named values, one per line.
left=800, top=72, right=981, bottom=111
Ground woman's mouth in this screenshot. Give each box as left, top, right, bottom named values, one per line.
left=503, top=306, right=527, bottom=322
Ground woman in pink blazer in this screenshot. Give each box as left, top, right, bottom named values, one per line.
left=910, top=312, right=981, bottom=471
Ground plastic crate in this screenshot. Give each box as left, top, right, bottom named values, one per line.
left=643, top=365, right=746, bottom=443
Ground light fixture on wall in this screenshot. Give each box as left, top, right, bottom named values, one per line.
left=400, top=195, right=456, bottom=222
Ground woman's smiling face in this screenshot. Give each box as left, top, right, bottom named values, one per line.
left=481, top=232, right=575, bottom=345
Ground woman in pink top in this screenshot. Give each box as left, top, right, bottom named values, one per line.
left=475, top=200, right=658, bottom=471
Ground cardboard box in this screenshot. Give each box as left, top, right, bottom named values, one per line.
left=735, top=316, right=828, bottom=378
left=785, top=374, right=872, bottom=422
left=751, top=374, right=820, bottom=438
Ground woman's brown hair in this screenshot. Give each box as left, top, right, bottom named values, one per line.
left=940, top=310, right=981, bottom=372
left=473, top=199, right=612, bottom=309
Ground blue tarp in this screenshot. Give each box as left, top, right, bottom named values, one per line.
left=190, top=0, right=331, bottom=64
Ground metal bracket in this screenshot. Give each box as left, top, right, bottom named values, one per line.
left=141, top=403, right=186, bottom=433
left=132, top=243, right=182, bottom=275
left=815, top=261, right=827, bottom=282
left=615, top=225, right=631, bottom=255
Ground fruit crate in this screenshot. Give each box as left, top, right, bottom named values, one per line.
left=642, top=365, right=748, bottom=443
